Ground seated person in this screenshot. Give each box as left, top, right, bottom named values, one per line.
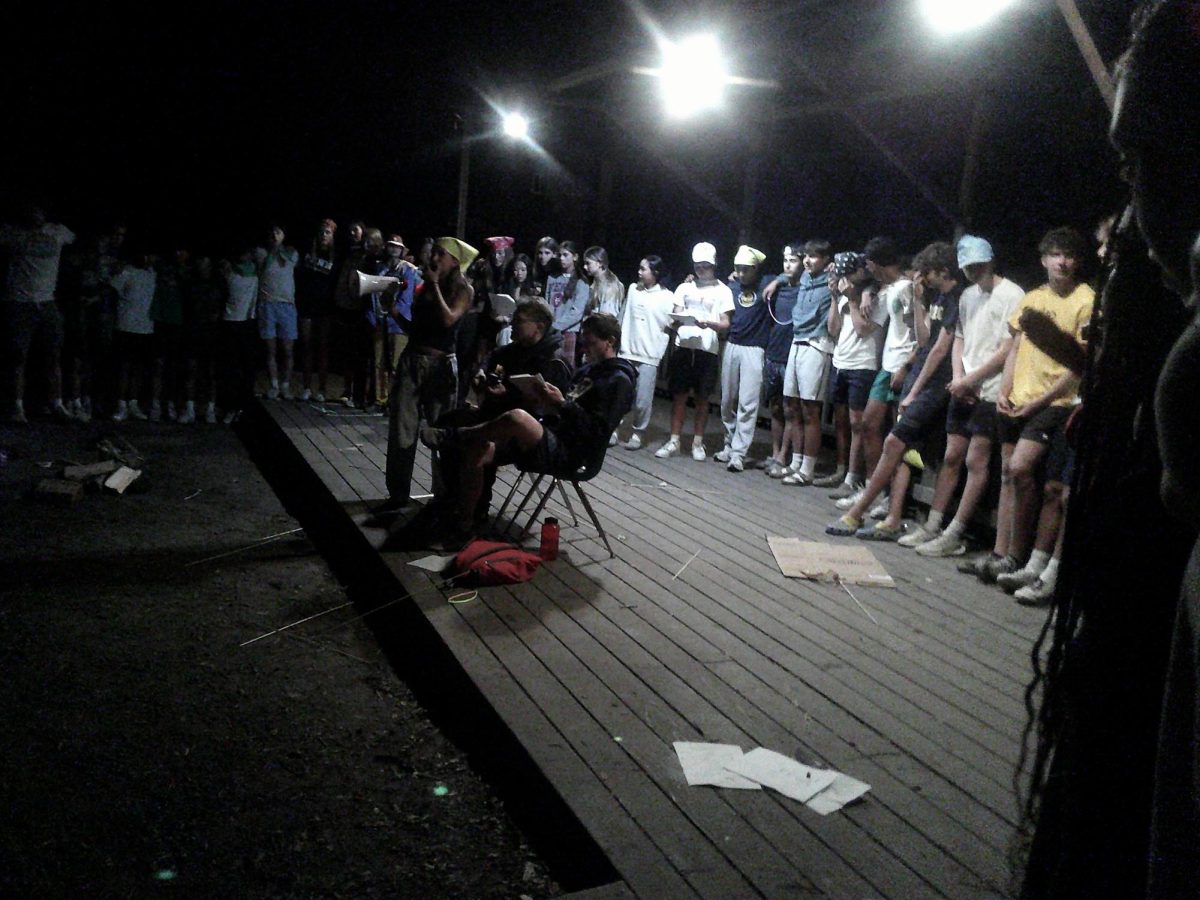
left=421, top=313, right=636, bottom=547
left=434, top=299, right=572, bottom=515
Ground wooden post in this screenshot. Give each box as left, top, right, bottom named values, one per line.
left=958, top=94, right=989, bottom=230
left=455, top=114, right=470, bottom=239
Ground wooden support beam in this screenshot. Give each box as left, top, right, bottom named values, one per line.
left=1054, top=0, right=1116, bottom=112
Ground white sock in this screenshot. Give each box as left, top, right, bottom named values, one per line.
left=1025, top=549, right=1050, bottom=575
left=1040, top=558, right=1060, bottom=586
left=945, top=519, right=967, bottom=539
left=844, top=471, right=862, bottom=486
left=670, top=433, right=680, bottom=443
left=692, top=434, right=704, bottom=446
left=801, top=455, right=817, bottom=477
left=185, top=400, right=195, bottom=413
left=926, top=510, right=944, bottom=532
left=271, top=379, right=280, bottom=389
left=791, top=453, right=803, bottom=468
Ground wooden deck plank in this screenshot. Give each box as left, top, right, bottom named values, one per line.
left=253, top=398, right=1037, bottom=899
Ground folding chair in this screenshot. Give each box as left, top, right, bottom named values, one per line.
left=493, top=443, right=615, bottom=558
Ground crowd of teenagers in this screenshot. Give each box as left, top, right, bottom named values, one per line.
left=2, top=209, right=1100, bottom=605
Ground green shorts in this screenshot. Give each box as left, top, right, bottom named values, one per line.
left=868, top=368, right=898, bottom=404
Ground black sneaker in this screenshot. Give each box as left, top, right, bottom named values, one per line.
left=958, top=553, right=999, bottom=576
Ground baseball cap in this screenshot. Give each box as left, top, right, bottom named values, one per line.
left=691, top=242, right=717, bottom=265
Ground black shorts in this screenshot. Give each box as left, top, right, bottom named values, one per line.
left=516, top=427, right=571, bottom=475
left=830, top=367, right=876, bottom=411
left=115, top=331, right=155, bottom=368
left=763, top=358, right=787, bottom=407
left=996, top=404, right=1072, bottom=447
left=4, top=300, right=63, bottom=358
left=891, top=384, right=950, bottom=445
left=1044, top=424, right=1075, bottom=483
left=667, top=347, right=719, bottom=397
left=153, top=322, right=183, bottom=360
left=945, top=397, right=997, bottom=439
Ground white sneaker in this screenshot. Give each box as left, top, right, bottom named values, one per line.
left=148, top=402, right=162, bottom=422
left=623, top=433, right=643, bottom=451
left=997, top=568, right=1041, bottom=594
left=915, top=531, right=967, bottom=557
left=868, top=494, right=890, bottom=520
left=1015, top=578, right=1057, bottom=606
left=300, top=388, right=312, bottom=402
left=222, top=410, right=239, bottom=426
left=898, top=523, right=938, bottom=548
left=835, top=488, right=864, bottom=511
left=112, top=401, right=129, bottom=422
left=70, top=399, right=91, bottom=423
left=691, top=440, right=707, bottom=461
left=713, top=447, right=732, bottom=463
left=727, top=456, right=744, bottom=472
left=204, top=402, right=217, bottom=424
left=609, top=430, right=619, bottom=447
left=314, top=393, right=326, bottom=404
left=267, top=384, right=280, bottom=401
left=129, top=400, right=148, bottom=421
left=655, top=438, right=681, bottom=459
left=177, top=403, right=196, bottom=425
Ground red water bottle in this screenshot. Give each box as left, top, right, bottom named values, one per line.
left=539, top=517, right=560, bottom=560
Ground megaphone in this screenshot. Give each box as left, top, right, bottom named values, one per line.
left=351, top=270, right=402, bottom=297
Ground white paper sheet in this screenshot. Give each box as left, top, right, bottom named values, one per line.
left=407, top=553, right=458, bottom=574
left=673, top=742, right=761, bottom=790
left=805, top=772, right=872, bottom=815
left=724, top=747, right=838, bottom=803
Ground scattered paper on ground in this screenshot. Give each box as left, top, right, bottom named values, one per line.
left=724, top=747, right=839, bottom=803
left=805, top=772, right=872, bottom=815
left=673, top=742, right=761, bottom=790
left=407, top=554, right=458, bottom=574
left=767, top=538, right=895, bottom=587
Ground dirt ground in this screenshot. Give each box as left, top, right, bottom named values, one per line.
left=0, top=416, right=561, bottom=898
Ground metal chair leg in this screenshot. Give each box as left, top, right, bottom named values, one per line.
left=520, top=476, right=559, bottom=538
left=571, top=481, right=615, bottom=558
left=493, top=470, right=527, bottom=528
left=555, top=480, right=579, bottom=527
left=508, top=473, right=547, bottom=535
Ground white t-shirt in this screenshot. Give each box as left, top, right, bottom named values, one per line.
left=619, top=282, right=674, bottom=365
left=957, top=276, right=1026, bottom=402
left=879, top=278, right=916, bottom=373
left=672, top=281, right=735, bottom=355
left=225, top=272, right=259, bottom=322
left=254, top=246, right=298, bottom=304
left=110, top=266, right=157, bottom=335
left=832, top=294, right=890, bottom=371
left=0, top=223, right=75, bottom=303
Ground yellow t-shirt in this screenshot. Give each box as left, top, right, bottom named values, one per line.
left=1006, top=282, right=1094, bottom=408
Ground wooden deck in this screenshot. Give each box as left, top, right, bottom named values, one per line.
left=246, top=395, right=1047, bottom=899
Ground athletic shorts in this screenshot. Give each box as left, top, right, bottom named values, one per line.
left=868, top=368, right=899, bottom=404
left=1044, top=425, right=1075, bottom=484
left=258, top=300, right=299, bottom=341
left=891, top=385, right=950, bottom=445
left=945, top=397, right=997, bottom=439
left=516, top=426, right=573, bottom=475
left=114, top=330, right=155, bottom=368
left=830, top=367, right=876, bottom=412
left=153, top=322, right=182, bottom=360
left=4, top=300, right=63, bottom=358
left=782, top=342, right=831, bottom=401
left=762, top=358, right=787, bottom=407
left=996, top=404, right=1071, bottom=447
left=667, top=347, right=719, bottom=397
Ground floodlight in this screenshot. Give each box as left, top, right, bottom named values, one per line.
left=659, top=34, right=727, bottom=118
left=502, top=111, right=530, bottom=139
left=920, top=0, right=1019, bottom=34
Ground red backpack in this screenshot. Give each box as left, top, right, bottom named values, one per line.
left=451, top=540, right=543, bottom=586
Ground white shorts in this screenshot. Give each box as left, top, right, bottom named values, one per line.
left=783, top=341, right=831, bottom=401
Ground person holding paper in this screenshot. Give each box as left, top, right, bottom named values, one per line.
left=654, top=242, right=734, bottom=460
left=616, top=255, right=674, bottom=450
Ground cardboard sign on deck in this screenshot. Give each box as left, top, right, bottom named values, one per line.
left=767, top=538, right=895, bottom=587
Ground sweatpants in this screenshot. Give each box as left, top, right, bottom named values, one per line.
left=720, top=342, right=764, bottom=460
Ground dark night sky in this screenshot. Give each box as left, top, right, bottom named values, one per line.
left=1, top=0, right=1138, bottom=284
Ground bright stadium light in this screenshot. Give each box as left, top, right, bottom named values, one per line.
left=502, top=111, right=530, bottom=139
left=659, top=34, right=727, bottom=118
left=920, top=0, right=1019, bottom=35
